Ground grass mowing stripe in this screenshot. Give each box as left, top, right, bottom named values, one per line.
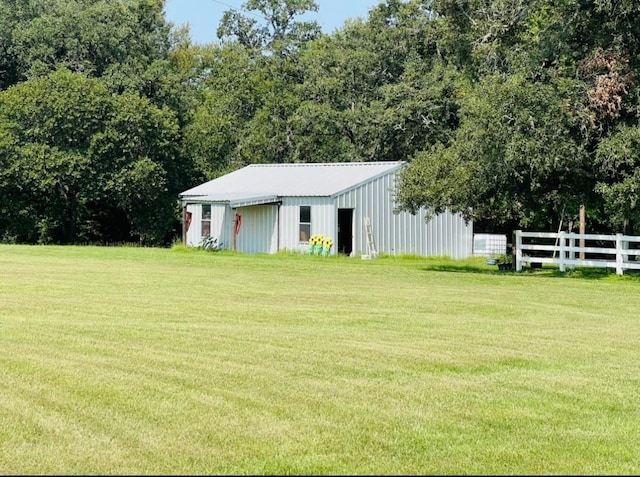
left=1, top=245, right=640, bottom=474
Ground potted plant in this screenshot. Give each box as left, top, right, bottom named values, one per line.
left=322, top=237, right=333, bottom=256
left=308, top=234, right=317, bottom=254
left=314, top=234, right=324, bottom=255
left=495, top=253, right=513, bottom=271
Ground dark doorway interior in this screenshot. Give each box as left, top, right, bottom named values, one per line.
left=337, top=208, right=353, bottom=255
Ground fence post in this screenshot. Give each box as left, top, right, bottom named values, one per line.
left=569, top=234, right=575, bottom=270
left=515, top=230, right=522, bottom=271
left=559, top=231, right=565, bottom=272
left=616, top=233, right=624, bottom=276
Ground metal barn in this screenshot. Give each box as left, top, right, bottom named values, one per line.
left=178, top=161, right=473, bottom=258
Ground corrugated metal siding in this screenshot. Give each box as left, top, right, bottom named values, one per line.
left=235, top=205, right=278, bottom=254
left=388, top=210, right=458, bottom=257
left=185, top=166, right=473, bottom=258
left=335, top=171, right=473, bottom=258
left=185, top=203, right=227, bottom=247
left=278, top=198, right=335, bottom=253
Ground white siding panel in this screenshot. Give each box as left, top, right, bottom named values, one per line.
left=185, top=203, right=200, bottom=247
left=235, top=205, right=278, bottom=254
left=279, top=198, right=335, bottom=253
left=335, top=171, right=473, bottom=258
left=211, top=204, right=228, bottom=245
left=185, top=203, right=228, bottom=247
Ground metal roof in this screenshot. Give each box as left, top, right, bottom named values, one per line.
left=179, top=161, right=406, bottom=201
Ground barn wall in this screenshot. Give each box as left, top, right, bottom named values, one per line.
left=234, top=204, right=278, bottom=254
left=184, top=203, right=228, bottom=247
left=185, top=203, right=280, bottom=253
left=335, top=172, right=473, bottom=259
left=278, top=197, right=335, bottom=253
left=184, top=169, right=473, bottom=258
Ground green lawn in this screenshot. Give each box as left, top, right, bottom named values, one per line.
left=1, top=244, right=640, bottom=475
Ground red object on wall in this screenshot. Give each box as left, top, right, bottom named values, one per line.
left=185, top=211, right=192, bottom=232
left=234, top=213, right=242, bottom=236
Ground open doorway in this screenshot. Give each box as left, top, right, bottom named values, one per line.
left=337, top=208, right=353, bottom=255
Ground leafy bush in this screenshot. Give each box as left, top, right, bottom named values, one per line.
left=199, top=235, right=223, bottom=251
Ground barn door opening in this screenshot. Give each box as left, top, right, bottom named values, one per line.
left=337, top=208, right=353, bottom=256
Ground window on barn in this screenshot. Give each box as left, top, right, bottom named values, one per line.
left=299, top=206, right=311, bottom=242
left=202, top=204, right=211, bottom=237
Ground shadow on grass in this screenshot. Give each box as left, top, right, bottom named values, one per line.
left=421, top=263, right=508, bottom=276
left=420, top=262, right=640, bottom=280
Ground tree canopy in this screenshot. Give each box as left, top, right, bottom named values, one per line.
left=396, top=0, right=640, bottom=233
left=2, top=0, right=640, bottom=245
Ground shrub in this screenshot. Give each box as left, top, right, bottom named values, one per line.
left=199, top=235, right=223, bottom=251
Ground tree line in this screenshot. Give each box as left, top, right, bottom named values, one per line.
left=1, top=0, right=639, bottom=245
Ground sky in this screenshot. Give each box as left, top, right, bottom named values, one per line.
left=164, top=0, right=384, bottom=45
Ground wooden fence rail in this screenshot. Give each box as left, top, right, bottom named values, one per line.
left=514, top=230, right=640, bottom=276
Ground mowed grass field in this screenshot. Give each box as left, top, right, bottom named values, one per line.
left=1, top=245, right=640, bottom=475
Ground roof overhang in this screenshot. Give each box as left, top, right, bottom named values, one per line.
left=229, top=195, right=281, bottom=208
left=180, top=193, right=281, bottom=208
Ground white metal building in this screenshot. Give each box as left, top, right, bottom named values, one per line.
left=179, top=161, right=473, bottom=258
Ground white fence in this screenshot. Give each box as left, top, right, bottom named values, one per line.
left=514, top=230, right=640, bottom=275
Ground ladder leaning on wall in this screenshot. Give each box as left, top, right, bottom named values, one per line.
left=363, top=217, right=378, bottom=259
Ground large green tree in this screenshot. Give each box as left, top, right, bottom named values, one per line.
left=217, top=0, right=321, bottom=58
left=0, top=69, right=180, bottom=243
left=292, top=0, right=461, bottom=162
left=0, top=0, right=202, bottom=244
left=594, top=126, right=640, bottom=232
left=184, top=0, right=322, bottom=175
left=0, top=0, right=172, bottom=87
left=397, top=0, right=640, bottom=232
left=0, top=68, right=181, bottom=244
left=397, top=73, right=588, bottom=228
left=0, top=69, right=111, bottom=243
